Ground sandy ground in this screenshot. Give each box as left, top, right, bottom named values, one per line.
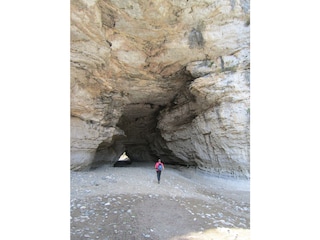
left=70, top=162, right=250, bottom=240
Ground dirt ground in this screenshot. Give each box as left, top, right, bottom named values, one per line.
left=70, top=162, right=250, bottom=240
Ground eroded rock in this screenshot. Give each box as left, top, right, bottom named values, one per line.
left=70, top=0, right=250, bottom=177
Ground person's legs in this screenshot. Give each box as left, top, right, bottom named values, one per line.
left=157, top=171, right=161, bottom=183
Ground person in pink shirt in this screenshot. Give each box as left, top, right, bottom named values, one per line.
left=154, top=159, right=164, bottom=184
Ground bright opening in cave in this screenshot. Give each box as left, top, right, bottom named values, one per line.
left=119, top=152, right=129, bottom=161
left=113, top=152, right=132, bottom=167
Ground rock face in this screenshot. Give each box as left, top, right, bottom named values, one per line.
left=71, top=0, right=250, bottom=178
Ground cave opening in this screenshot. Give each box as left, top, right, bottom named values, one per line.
left=91, top=68, right=197, bottom=169
left=113, top=152, right=132, bottom=167
left=90, top=104, right=167, bottom=170
left=111, top=103, right=169, bottom=167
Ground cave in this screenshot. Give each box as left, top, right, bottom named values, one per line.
left=90, top=69, right=198, bottom=169
left=70, top=1, right=251, bottom=239
left=70, top=0, right=250, bottom=178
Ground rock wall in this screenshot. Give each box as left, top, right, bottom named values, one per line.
left=70, top=0, right=250, bottom=177
left=158, top=63, right=250, bottom=177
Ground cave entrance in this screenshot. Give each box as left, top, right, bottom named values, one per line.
left=113, top=152, right=132, bottom=167
left=92, top=95, right=196, bottom=168
left=114, top=103, right=163, bottom=164
left=91, top=68, right=196, bottom=169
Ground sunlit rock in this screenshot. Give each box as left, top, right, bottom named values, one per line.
left=70, top=0, right=250, bottom=177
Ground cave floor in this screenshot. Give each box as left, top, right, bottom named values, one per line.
left=71, top=163, right=250, bottom=240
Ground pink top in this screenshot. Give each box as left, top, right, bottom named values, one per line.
left=155, top=162, right=164, bottom=171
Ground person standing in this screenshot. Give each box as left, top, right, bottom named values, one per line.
left=155, top=159, right=164, bottom=184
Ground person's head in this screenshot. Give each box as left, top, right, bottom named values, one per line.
left=158, top=159, right=161, bottom=162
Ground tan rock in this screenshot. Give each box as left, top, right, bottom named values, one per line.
left=70, top=0, right=250, bottom=177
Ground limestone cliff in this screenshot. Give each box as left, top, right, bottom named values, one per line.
left=71, top=0, right=250, bottom=178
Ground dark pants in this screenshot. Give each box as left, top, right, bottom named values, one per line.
left=156, top=170, right=162, bottom=182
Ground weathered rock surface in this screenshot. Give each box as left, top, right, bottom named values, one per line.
left=71, top=0, right=250, bottom=177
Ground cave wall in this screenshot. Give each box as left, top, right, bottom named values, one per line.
left=158, top=65, right=250, bottom=177
left=70, top=0, right=250, bottom=177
